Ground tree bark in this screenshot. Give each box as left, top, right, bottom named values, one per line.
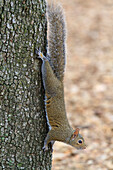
left=0, top=0, right=52, bottom=169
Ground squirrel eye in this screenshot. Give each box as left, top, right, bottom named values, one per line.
left=78, top=139, right=83, bottom=144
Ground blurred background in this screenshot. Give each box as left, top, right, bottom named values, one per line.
left=48, top=0, right=113, bottom=169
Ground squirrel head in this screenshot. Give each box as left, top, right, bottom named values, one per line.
left=69, top=128, right=86, bottom=149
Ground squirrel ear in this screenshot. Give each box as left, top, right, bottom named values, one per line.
left=72, top=128, right=80, bottom=138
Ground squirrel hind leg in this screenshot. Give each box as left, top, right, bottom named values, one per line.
left=35, top=49, right=47, bottom=61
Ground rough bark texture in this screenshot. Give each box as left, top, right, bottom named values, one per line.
left=0, top=0, right=52, bottom=169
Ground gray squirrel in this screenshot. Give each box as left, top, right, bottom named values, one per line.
left=38, top=3, right=86, bottom=151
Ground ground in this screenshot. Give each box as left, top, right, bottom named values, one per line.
left=49, top=0, right=113, bottom=169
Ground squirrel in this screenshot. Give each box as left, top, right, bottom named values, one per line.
left=37, top=3, right=86, bottom=151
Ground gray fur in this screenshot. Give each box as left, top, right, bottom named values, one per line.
left=47, top=3, right=66, bottom=81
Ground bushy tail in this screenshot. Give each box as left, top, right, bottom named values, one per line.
left=47, top=3, right=66, bottom=81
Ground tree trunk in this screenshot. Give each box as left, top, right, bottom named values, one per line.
left=0, top=0, right=52, bottom=169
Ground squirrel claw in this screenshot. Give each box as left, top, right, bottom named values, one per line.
left=35, top=49, right=48, bottom=61
left=42, top=145, right=49, bottom=151
left=35, top=49, right=44, bottom=58
left=42, top=145, right=53, bottom=152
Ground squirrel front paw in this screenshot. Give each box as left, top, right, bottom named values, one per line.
left=42, top=137, right=49, bottom=151
left=42, top=141, right=54, bottom=152
left=42, top=144, right=49, bottom=151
